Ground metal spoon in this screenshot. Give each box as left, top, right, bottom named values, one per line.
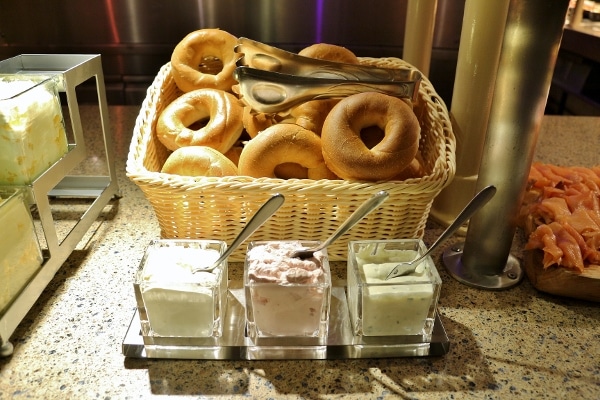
left=385, top=185, right=497, bottom=280
left=290, top=191, right=389, bottom=260
left=192, top=193, right=285, bottom=273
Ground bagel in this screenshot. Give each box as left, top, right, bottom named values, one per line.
left=238, top=123, right=337, bottom=180
left=156, top=88, right=243, bottom=153
left=171, top=29, right=238, bottom=92
left=242, top=107, right=278, bottom=138
left=299, top=43, right=360, bottom=64
left=290, top=99, right=339, bottom=136
left=274, top=163, right=309, bottom=179
left=224, top=143, right=244, bottom=166
left=161, top=146, right=238, bottom=177
left=321, top=92, right=420, bottom=181
left=393, top=156, right=425, bottom=180
left=242, top=107, right=295, bottom=138
left=291, top=45, right=357, bottom=137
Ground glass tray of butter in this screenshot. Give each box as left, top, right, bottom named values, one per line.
left=122, top=239, right=450, bottom=360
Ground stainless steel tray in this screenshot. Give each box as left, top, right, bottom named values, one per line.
left=122, top=286, right=450, bottom=360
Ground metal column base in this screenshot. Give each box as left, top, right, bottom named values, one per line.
left=442, top=241, right=524, bottom=290
left=1, top=341, right=13, bottom=357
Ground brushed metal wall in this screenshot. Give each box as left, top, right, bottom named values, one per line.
left=0, top=0, right=464, bottom=104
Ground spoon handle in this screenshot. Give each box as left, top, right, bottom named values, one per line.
left=385, top=185, right=496, bottom=280
left=426, top=185, right=496, bottom=256
left=316, top=191, right=389, bottom=253
left=193, top=193, right=285, bottom=273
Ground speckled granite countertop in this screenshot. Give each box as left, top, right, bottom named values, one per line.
left=0, top=107, right=599, bottom=399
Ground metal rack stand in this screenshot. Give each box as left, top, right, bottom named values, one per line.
left=0, top=54, right=120, bottom=356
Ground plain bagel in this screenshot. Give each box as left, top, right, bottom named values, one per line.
left=156, top=88, right=244, bottom=153
left=238, top=123, right=337, bottom=180
left=241, top=107, right=294, bottom=138
left=171, top=29, right=239, bottom=92
left=161, top=146, right=238, bottom=177
left=292, top=43, right=357, bottom=136
left=290, top=99, right=339, bottom=136
left=321, top=92, right=420, bottom=181
left=298, top=43, right=360, bottom=64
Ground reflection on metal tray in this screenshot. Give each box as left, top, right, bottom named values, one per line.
left=122, top=286, right=450, bottom=360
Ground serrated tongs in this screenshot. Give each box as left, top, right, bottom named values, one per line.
left=233, top=38, right=422, bottom=113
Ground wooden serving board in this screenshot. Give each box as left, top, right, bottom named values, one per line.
left=523, top=249, right=600, bottom=302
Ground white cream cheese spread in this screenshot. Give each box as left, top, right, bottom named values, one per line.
left=140, top=245, right=222, bottom=337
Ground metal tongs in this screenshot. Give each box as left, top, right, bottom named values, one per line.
left=233, top=38, right=422, bottom=113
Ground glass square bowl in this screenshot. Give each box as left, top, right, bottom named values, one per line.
left=347, top=239, right=442, bottom=340
left=0, top=187, right=43, bottom=316
left=0, top=75, right=68, bottom=185
left=244, top=240, right=332, bottom=343
left=134, top=239, right=228, bottom=339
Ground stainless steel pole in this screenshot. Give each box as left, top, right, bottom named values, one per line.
left=403, top=0, right=438, bottom=77
left=429, top=0, right=510, bottom=231
left=443, top=0, right=571, bottom=290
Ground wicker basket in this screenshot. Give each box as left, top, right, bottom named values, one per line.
left=127, top=58, right=456, bottom=261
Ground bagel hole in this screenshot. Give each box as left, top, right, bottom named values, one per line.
left=239, top=130, right=252, bottom=142
left=188, top=117, right=210, bottom=130
left=274, top=163, right=308, bottom=179
left=198, top=56, right=224, bottom=74
left=360, top=126, right=385, bottom=149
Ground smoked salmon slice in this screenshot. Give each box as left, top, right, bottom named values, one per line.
left=520, top=163, right=600, bottom=273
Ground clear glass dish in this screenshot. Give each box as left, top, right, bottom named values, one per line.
left=244, top=240, right=331, bottom=345
left=134, top=239, right=228, bottom=342
left=347, top=239, right=442, bottom=341
left=0, top=75, right=68, bottom=185
left=0, top=187, right=43, bottom=316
